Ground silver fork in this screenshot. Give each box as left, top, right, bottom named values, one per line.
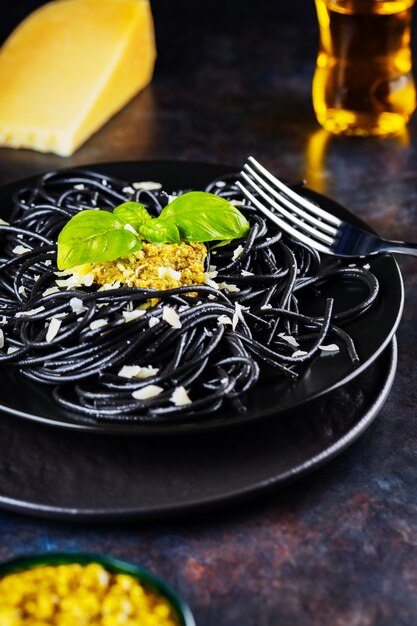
left=236, top=156, right=417, bottom=258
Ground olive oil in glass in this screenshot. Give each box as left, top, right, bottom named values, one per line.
left=313, top=0, right=416, bottom=136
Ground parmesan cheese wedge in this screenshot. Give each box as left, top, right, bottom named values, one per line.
left=0, top=0, right=156, bottom=156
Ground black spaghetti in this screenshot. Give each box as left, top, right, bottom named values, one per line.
left=0, top=169, right=379, bottom=423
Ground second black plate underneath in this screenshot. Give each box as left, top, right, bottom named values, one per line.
left=0, top=338, right=397, bottom=522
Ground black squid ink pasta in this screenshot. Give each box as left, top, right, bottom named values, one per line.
left=0, top=169, right=379, bottom=423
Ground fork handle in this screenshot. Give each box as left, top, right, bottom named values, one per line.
left=380, top=239, right=417, bottom=256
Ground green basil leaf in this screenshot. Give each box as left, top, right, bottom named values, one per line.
left=139, top=218, right=181, bottom=244
left=160, top=191, right=250, bottom=242
left=113, top=202, right=150, bottom=232
left=57, top=210, right=142, bottom=270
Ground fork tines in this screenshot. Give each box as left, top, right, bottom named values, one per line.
left=236, top=156, right=342, bottom=254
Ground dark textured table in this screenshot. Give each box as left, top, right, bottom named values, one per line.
left=1, top=2, right=417, bottom=624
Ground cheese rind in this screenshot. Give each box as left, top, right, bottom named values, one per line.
left=0, top=0, right=156, bottom=156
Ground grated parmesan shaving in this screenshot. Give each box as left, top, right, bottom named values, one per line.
left=162, top=306, right=182, bottom=329
left=363, top=263, right=371, bottom=270
left=89, top=319, right=108, bottom=331
left=132, top=181, right=162, bottom=191
left=218, top=282, right=240, bottom=293
left=132, top=385, right=164, bottom=400
left=7, top=347, right=18, bottom=354
left=43, top=287, right=60, bottom=297
left=217, top=315, right=233, bottom=326
left=260, top=304, right=272, bottom=310
left=158, top=266, right=182, bottom=281
left=70, top=297, right=86, bottom=314
left=241, top=270, right=254, bottom=276
left=13, top=245, right=31, bottom=255
left=319, top=344, right=340, bottom=353
left=118, top=365, right=159, bottom=379
left=123, top=309, right=147, bottom=323
left=122, top=185, right=134, bottom=194
left=171, top=386, right=192, bottom=406
left=292, top=350, right=308, bottom=358
left=0, top=218, right=9, bottom=225
left=232, top=302, right=248, bottom=330
left=232, top=245, right=244, bottom=261
left=0, top=329, right=4, bottom=349
left=74, top=183, right=85, bottom=190
left=16, top=306, right=45, bottom=318
left=46, top=318, right=62, bottom=342
left=148, top=316, right=160, bottom=328
left=278, top=332, right=299, bottom=348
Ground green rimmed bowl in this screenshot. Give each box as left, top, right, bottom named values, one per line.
left=0, top=551, right=196, bottom=626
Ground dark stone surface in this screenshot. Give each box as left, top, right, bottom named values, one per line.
left=1, top=1, right=417, bottom=625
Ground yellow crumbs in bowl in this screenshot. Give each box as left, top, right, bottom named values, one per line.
left=68, top=242, right=207, bottom=291
left=0, top=563, right=179, bottom=626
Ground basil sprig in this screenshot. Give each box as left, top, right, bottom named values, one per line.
left=57, top=192, right=250, bottom=270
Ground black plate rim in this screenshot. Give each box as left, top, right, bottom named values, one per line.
left=0, top=337, right=397, bottom=522
left=0, top=160, right=405, bottom=435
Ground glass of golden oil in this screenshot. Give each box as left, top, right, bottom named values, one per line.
left=313, top=0, right=416, bottom=136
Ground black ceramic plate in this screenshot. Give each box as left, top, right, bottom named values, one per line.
left=0, top=161, right=404, bottom=434
left=0, top=338, right=397, bottom=521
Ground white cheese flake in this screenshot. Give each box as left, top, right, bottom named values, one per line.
left=44, top=260, right=52, bottom=267
left=202, top=272, right=219, bottom=289
left=218, top=282, right=240, bottom=293
left=162, top=306, right=182, bottom=329
left=158, top=266, right=182, bottom=281
left=260, top=303, right=273, bottom=310
left=232, top=245, right=244, bottom=261
left=13, top=245, right=31, bottom=255
left=148, top=316, right=160, bottom=328
left=363, top=263, right=371, bottom=270
left=7, top=347, right=19, bottom=354
left=89, top=319, right=108, bottom=330
left=42, top=287, right=59, bottom=298
left=70, top=297, right=86, bottom=314
left=208, top=294, right=217, bottom=300
left=0, top=218, right=9, bottom=225
left=217, top=315, right=233, bottom=326
left=74, top=183, right=85, bottom=190
left=132, top=181, right=162, bottom=191
left=319, top=344, right=340, bottom=353
left=46, top=317, right=62, bottom=342
left=278, top=332, right=300, bottom=348
left=98, top=281, right=121, bottom=291
left=292, top=350, right=308, bottom=358
left=0, top=329, right=4, bottom=349
left=241, top=270, right=254, bottom=276
left=123, top=309, right=147, bottom=323
left=171, top=386, right=192, bottom=406
left=132, top=385, right=164, bottom=400
left=15, top=306, right=45, bottom=318
left=118, top=365, right=159, bottom=379
left=18, top=286, right=27, bottom=296
left=122, top=185, right=135, bottom=194
left=83, top=273, right=94, bottom=287
left=232, top=302, right=248, bottom=330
